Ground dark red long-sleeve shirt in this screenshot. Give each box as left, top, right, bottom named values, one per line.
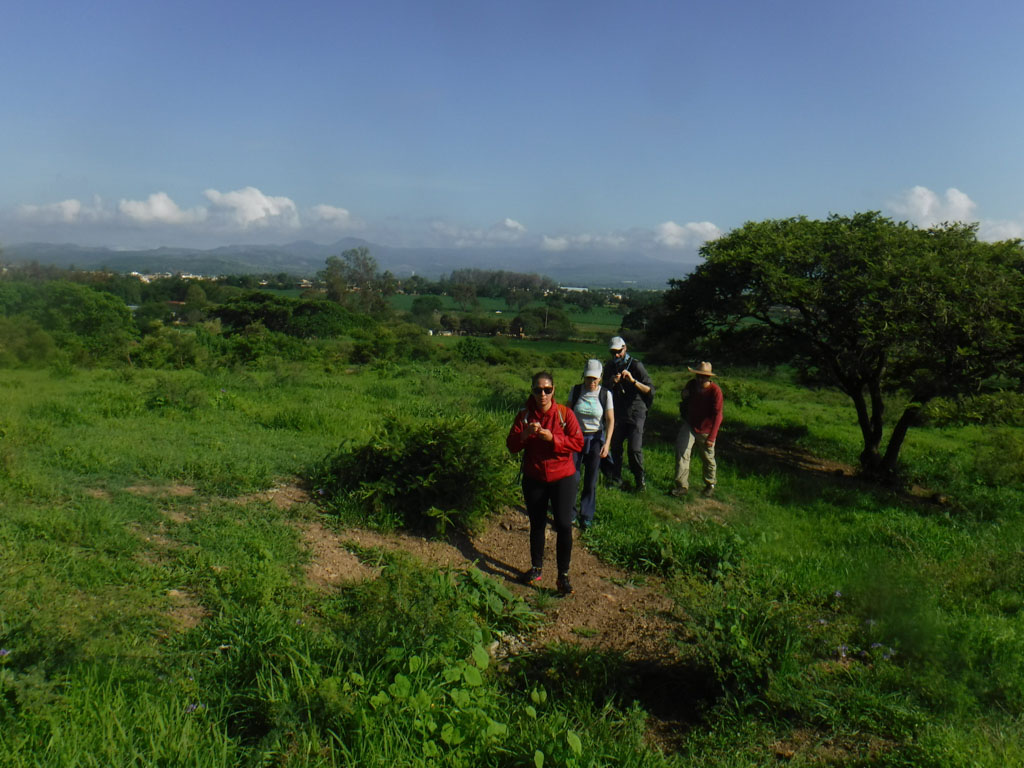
left=684, top=380, right=724, bottom=443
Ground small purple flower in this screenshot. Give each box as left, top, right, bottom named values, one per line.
left=185, top=702, right=204, bottom=713
left=817, top=618, right=828, bottom=625
left=833, top=590, right=842, bottom=598
left=871, top=642, right=883, bottom=649
left=0, top=648, right=10, bottom=657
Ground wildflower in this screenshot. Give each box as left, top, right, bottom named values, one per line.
left=817, top=618, right=828, bottom=625
left=185, top=702, right=204, bottom=713
left=0, top=648, right=10, bottom=657
left=833, top=590, right=842, bottom=598
left=838, top=645, right=848, bottom=659
left=870, top=642, right=883, bottom=649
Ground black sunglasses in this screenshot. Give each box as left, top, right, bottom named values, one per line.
left=532, top=386, right=554, bottom=395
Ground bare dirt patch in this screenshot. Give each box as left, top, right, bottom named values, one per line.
left=166, top=588, right=210, bottom=632
left=299, top=519, right=382, bottom=588
left=159, top=507, right=190, bottom=524
left=235, top=481, right=311, bottom=510
left=731, top=438, right=856, bottom=477
left=125, top=484, right=196, bottom=498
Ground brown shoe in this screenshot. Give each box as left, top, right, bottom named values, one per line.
left=670, top=487, right=688, bottom=498
left=701, top=485, right=715, bottom=498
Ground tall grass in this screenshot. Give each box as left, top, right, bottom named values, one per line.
left=1, top=360, right=1022, bottom=765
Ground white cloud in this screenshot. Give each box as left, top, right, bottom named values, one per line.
left=16, top=196, right=108, bottom=224
left=889, top=186, right=977, bottom=227
left=541, top=235, right=569, bottom=252
left=429, top=217, right=529, bottom=247
left=204, top=186, right=300, bottom=228
left=655, top=220, right=722, bottom=248
left=979, top=219, right=1024, bottom=241
left=884, top=185, right=1024, bottom=242
left=119, top=192, right=206, bottom=224
left=308, top=204, right=357, bottom=228
left=540, top=232, right=629, bottom=251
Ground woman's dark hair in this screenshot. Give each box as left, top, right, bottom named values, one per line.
left=532, top=370, right=554, bottom=386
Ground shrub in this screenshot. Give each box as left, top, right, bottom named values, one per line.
left=923, top=392, right=1024, bottom=427
left=0, top=316, right=56, bottom=367
left=312, top=413, right=514, bottom=534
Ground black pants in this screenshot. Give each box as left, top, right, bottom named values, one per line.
left=522, top=473, right=578, bottom=575
left=604, top=415, right=645, bottom=484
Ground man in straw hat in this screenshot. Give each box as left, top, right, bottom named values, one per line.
left=672, top=361, right=723, bottom=498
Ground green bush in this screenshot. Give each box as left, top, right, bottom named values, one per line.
left=0, top=316, right=57, bottom=367
left=923, top=392, right=1024, bottom=427
left=312, top=413, right=514, bottom=533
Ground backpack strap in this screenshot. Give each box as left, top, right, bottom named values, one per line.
left=569, top=384, right=582, bottom=409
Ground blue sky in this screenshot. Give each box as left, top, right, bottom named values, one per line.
left=2, top=0, right=1022, bottom=260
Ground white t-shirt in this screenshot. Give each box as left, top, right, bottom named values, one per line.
left=573, top=387, right=614, bottom=434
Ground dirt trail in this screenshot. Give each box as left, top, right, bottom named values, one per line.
left=119, top=481, right=684, bottom=661
left=286, top=488, right=682, bottom=660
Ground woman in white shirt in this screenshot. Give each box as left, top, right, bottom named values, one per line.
left=569, top=359, right=615, bottom=530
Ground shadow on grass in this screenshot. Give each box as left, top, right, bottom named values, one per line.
left=510, top=643, right=720, bottom=737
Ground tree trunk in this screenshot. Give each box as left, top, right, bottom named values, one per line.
left=881, top=403, right=924, bottom=479
left=848, top=384, right=884, bottom=475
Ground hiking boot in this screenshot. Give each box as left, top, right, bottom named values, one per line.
left=606, top=476, right=623, bottom=489
left=635, top=480, right=648, bottom=494
left=579, top=518, right=593, bottom=531
left=522, top=567, right=542, bottom=585
left=556, top=573, right=574, bottom=595
left=701, top=484, right=715, bottom=498
left=670, top=486, right=688, bottom=498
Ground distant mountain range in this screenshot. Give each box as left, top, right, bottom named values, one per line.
left=2, top=238, right=699, bottom=289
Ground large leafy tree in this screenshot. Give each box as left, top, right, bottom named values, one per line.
left=664, top=212, right=1024, bottom=479
left=319, top=246, right=394, bottom=315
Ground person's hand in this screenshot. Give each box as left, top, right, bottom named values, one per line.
left=621, top=370, right=635, bottom=384
left=707, top=440, right=715, bottom=448
left=537, top=427, right=553, bottom=442
left=599, top=442, right=610, bottom=458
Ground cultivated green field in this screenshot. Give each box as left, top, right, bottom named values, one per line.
left=2, top=349, right=1023, bottom=766
left=385, top=294, right=623, bottom=335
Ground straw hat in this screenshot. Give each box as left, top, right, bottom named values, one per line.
left=687, top=361, right=717, bottom=377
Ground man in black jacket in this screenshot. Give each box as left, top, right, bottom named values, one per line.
left=601, top=336, right=654, bottom=492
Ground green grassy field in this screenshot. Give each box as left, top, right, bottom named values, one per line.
left=385, top=293, right=623, bottom=335
left=1, top=355, right=1022, bottom=766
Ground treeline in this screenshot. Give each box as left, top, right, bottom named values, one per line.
left=0, top=273, right=584, bottom=372
left=0, top=245, right=654, bottom=369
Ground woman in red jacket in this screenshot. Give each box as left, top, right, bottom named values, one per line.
left=506, top=371, right=584, bottom=595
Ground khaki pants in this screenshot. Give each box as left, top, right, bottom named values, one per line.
left=674, top=425, right=716, bottom=490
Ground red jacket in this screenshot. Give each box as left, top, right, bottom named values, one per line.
left=507, top=396, right=583, bottom=483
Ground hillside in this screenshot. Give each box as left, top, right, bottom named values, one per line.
left=2, top=238, right=698, bottom=287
